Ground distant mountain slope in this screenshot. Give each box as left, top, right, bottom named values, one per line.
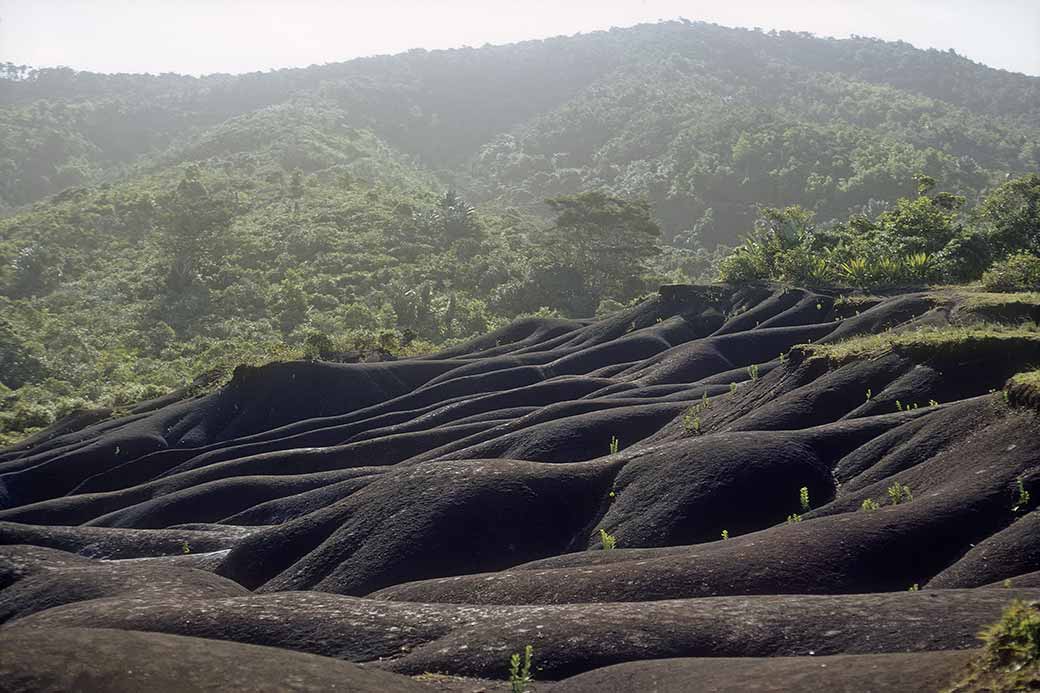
left=2, top=21, right=1038, bottom=238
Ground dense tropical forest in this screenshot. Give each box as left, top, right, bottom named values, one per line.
left=1, top=20, right=1039, bottom=444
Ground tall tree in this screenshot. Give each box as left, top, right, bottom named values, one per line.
left=541, top=191, right=661, bottom=299
left=288, top=169, right=305, bottom=217
left=158, top=165, right=232, bottom=296
left=978, top=174, right=1040, bottom=256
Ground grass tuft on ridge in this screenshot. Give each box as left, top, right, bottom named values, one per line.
left=796, top=324, right=1040, bottom=365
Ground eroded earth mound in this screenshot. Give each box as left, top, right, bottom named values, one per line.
left=2, top=284, right=1039, bottom=692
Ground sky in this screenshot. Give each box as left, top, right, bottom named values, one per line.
left=1, top=0, right=1038, bottom=77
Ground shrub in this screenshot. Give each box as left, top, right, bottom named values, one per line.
left=979, top=601, right=1040, bottom=671
left=948, top=600, right=1040, bottom=692
left=903, top=252, right=935, bottom=283
left=598, top=528, right=617, bottom=550
left=799, top=486, right=810, bottom=512
left=718, top=249, right=768, bottom=283
left=839, top=257, right=872, bottom=287
left=861, top=498, right=880, bottom=511
left=776, top=247, right=835, bottom=285
left=982, top=253, right=1040, bottom=292
left=935, top=229, right=993, bottom=281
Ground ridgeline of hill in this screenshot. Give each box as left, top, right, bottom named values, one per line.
left=1, top=20, right=1039, bottom=445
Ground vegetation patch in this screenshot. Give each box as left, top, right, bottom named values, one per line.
left=795, top=324, right=1040, bottom=365
left=833, top=293, right=886, bottom=317
left=945, top=289, right=1040, bottom=324
left=982, top=253, right=1040, bottom=293
left=1007, top=369, right=1040, bottom=410
left=1010, top=370, right=1040, bottom=389
left=946, top=600, right=1040, bottom=693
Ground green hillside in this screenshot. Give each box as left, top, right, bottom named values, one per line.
left=1, top=20, right=1039, bottom=443
left=3, top=21, right=1038, bottom=224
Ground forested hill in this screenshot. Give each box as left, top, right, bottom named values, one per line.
left=2, top=20, right=1039, bottom=446
left=2, top=20, right=1039, bottom=241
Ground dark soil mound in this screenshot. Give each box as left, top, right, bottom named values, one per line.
left=0, top=627, right=428, bottom=692
left=552, top=650, right=975, bottom=693
left=2, top=284, right=1038, bottom=691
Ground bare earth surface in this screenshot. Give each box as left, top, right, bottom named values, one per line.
left=2, top=284, right=1038, bottom=691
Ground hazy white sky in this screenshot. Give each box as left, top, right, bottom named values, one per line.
left=1, top=0, right=1038, bottom=76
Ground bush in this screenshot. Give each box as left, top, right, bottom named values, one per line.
left=718, top=249, right=768, bottom=283
left=949, top=600, right=1040, bottom=692
left=776, top=247, right=835, bottom=286
left=981, top=253, right=1040, bottom=292
left=980, top=600, right=1040, bottom=670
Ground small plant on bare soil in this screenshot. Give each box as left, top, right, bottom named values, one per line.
left=509, top=645, right=534, bottom=693
left=682, top=412, right=701, bottom=435
left=609, top=436, right=619, bottom=455
left=787, top=513, right=802, bottom=523
left=887, top=482, right=913, bottom=505
left=747, top=364, right=760, bottom=381
left=1013, top=477, right=1031, bottom=513
left=720, top=529, right=730, bottom=540
left=861, top=498, right=881, bottom=512
left=681, top=401, right=706, bottom=436
left=598, top=528, right=617, bottom=550
left=799, top=486, right=810, bottom=512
